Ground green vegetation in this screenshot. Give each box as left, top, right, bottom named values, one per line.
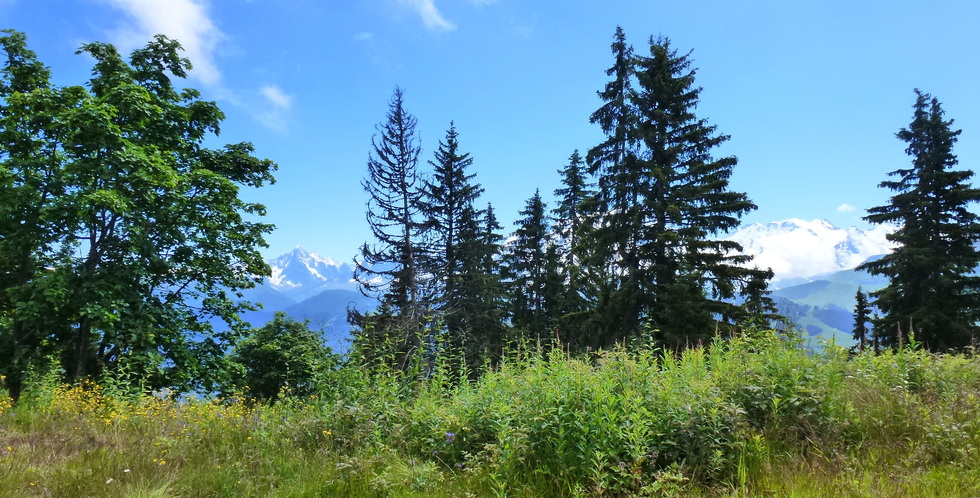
left=2, top=333, right=979, bottom=496
left=0, top=30, right=276, bottom=399
left=2, top=23, right=979, bottom=498
left=859, top=89, right=980, bottom=351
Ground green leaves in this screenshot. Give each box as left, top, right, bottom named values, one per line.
left=0, top=31, right=276, bottom=395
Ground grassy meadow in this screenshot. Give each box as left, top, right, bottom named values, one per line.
left=1, top=332, right=979, bottom=497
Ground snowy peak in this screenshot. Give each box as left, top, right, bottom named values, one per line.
left=266, top=247, right=357, bottom=300
left=726, top=219, right=896, bottom=286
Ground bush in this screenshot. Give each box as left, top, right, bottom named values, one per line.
left=227, top=312, right=340, bottom=401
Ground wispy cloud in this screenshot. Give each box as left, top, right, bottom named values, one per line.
left=102, top=0, right=223, bottom=85
left=398, top=0, right=455, bottom=31
left=256, top=84, right=292, bottom=133
left=836, top=203, right=856, bottom=212
left=261, top=85, right=292, bottom=110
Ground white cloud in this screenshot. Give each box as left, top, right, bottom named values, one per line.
left=398, top=0, right=455, bottom=31
left=836, top=203, right=856, bottom=212
left=261, top=85, right=292, bottom=109
left=255, top=85, right=292, bottom=133
left=102, top=0, right=223, bottom=85
left=355, top=32, right=375, bottom=41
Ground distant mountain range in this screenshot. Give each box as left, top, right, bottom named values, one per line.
left=725, top=218, right=895, bottom=288
left=237, top=220, right=896, bottom=351
left=234, top=247, right=373, bottom=352
left=724, top=219, right=896, bottom=346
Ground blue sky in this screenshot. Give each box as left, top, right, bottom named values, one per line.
left=2, top=0, right=978, bottom=261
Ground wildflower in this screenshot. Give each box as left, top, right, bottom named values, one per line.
left=322, top=430, right=332, bottom=436
left=123, top=469, right=130, bottom=473
left=106, top=478, right=114, bottom=484
left=445, top=431, right=455, bottom=443
left=5, top=446, right=11, bottom=451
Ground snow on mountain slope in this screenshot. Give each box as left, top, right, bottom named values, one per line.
left=266, top=247, right=358, bottom=301
left=726, top=219, right=896, bottom=287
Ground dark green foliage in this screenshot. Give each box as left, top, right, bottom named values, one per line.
left=858, top=90, right=980, bottom=351
left=0, top=31, right=275, bottom=396
left=353, top=87, right=428, bottom=366
left=853, top=287, right=871, bottom=352
left=737, top=268, right=783, bottom=330
left=502, top=190, right=553, bottom=334
left=550, top=150, right=595, bottom=348
left=582, top=29, right=769, bottom=347
left=451, top=204, right=506, bottom=368
left=228, top=312, right=339, bottom=402
left=419, top=123, right=504, bottom=369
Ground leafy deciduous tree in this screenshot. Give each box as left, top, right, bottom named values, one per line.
left=0, top=32, right=277, bottom=395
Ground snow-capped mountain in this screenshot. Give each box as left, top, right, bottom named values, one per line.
left=266, top=247, right=358, bottom=301
left=726, top=219, right=896, bottom=287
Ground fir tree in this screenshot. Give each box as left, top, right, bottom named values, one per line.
left=353, top=87, right=428, bottom=366
left=858, top=90, right=980, bottom=351
left=502, top=190, right=551, bottom=334
left=551, top=149, right=594, bottom=346
left=853, top=287, right=870, bottom=353
left=738, top=268, right=782, bottom=330
left=420, top=123, right=483, bottom=333
left=453, top=204, right=506, bottom=368
left=583, top=30, right=767, bottom=346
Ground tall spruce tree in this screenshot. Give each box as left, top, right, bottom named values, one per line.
left=551, top=149, right=594, bottom=346
left=858, top=90, right=980, bottom=351
left=420, top=123, right=483, bottom=332
left=502, top=190, right=552, bottom=334
left=419, top=122, right=506, bottom=368
left=583, top=26, right=645, bottom=340
left=453, top=204, right=506, bottom=368
left=853, top=287, right=870, bottom=353
left=584, top=30, right=767, bottom=347
left=353, top=87, right=428, bottom=366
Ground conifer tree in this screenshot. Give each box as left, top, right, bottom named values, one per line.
left=353, top=87, right=428, bottom=365
left=502, top=190, right=551, bottom=334
left=583, top=27, right=645, bottom=340
left=420, top=123, right=483, bottom=332
left=852, top=287, right=870, bottom=352
left=737, top=268, right=782, bottom=330
left=858, top=90, right=980, bottom=351
left=550, top=150, right=595, bottom=347
left=553, top=149, right=592, bottom=262
left=418, top=123, right=506, bottom=368
left=453, top=204, right=506, bottom=368
left=584, top=29, right=767, bottom=346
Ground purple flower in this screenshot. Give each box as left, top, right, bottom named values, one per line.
left=445, top=431, right=455, bottom=443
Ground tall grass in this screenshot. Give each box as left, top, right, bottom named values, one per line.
left=1, top=332, right=979, bottom=496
